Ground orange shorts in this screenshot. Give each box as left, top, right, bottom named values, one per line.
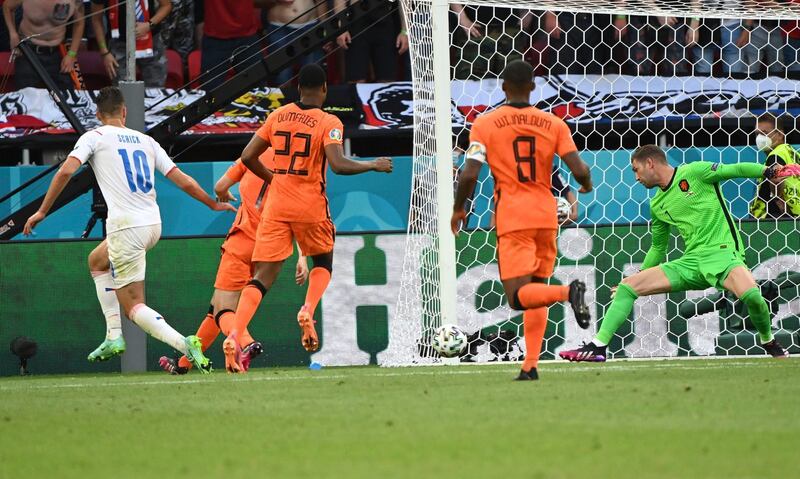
left=214, top=231, right=255, bottom=291
left=496, top=228, right=557, bottom=281
left=252, top=217, right=335, bottom=262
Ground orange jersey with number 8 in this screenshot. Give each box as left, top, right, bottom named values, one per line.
left=256, top=102, right=344, bottom=223
left=466, top=104, right=578, bottom=235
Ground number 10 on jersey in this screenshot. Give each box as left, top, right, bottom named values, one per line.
left=118, top=149, right=153, bottom=193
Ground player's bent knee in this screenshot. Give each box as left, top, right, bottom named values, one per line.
left=741, top=288, right=769, bottom=314
left=214, top=308, right=235, bottom=328
left=620, top=274, right=648, bottom=296
left=87, top=251, right=108, bottom=271
left=247, top=279, right=267, bottom=296
left=311, top=253, right=333, bottom=273
left=509, top=290, right=525, bottom=311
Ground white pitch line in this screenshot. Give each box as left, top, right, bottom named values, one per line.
left=0, top=358, right=790, bottom=392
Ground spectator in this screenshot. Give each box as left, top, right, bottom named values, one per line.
left=737, top=18, right=784, bottom=77
left=750, top=113, right=800, bottom=219
left=720, top=19, right=747, bottom=78
left=335, top=0, right=407, bottom=83
left=686, top=17, right=721, bottom=76
left=262, top=0, right=324, bottom=87
left=160, top=0, right=195, bottom=65
left=0, top=0, right=16, bottom=52
left=449, top=4, right=532, bottom=80
left=196, top=0, right=267, bottom=91
left=544, top=10, right=612, bottom=75
left=90, top=0, right=172, bottom=88
left=616, top=16, right=689, bottom=76
left=3, top=0, right=85, bottom=90
left=782, top=13, right=800, bottom=78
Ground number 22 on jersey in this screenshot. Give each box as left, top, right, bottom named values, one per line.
left=273, top=131, right=311, bottom=176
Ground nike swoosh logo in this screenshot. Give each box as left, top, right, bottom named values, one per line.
left=104, top=288, right=115, bottom=292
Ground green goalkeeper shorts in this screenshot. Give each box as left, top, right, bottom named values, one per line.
left=660, top=247, right=747, bottom=292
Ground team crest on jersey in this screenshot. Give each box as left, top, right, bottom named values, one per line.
left=329, top=128, right=342, bottom=141
left=679, top=179, right=690, bottom=192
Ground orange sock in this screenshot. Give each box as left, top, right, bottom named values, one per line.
left=521, top=308, right=547, bottom=372
left=228, top=284, right=264, bottom=337
left=238, top=328, right=255, bottom=348
left=304, top=267, right=331, bottom=316
left=517, top=283, right=568, bottom=309
left=218, top=310, right=237, bottom=336
left=197, top=314, right=221, bottom=349
left=178, top=313, right=219, bottom=369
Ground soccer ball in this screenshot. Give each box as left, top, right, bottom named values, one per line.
left=431, top=324, right=468, bottom=358
left=556, top=196, right=571, bottom=222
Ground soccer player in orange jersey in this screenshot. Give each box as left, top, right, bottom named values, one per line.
left=452, top=60, right=594, bottom=381
left=158, top=149, right=310, bottom=374
left=219, top=64, right=393, bottom=372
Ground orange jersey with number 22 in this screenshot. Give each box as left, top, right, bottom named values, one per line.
left=255, top=102, right=344, bottom=223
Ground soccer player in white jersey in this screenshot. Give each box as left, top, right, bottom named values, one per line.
left=23, top=86, right=236, bottom=373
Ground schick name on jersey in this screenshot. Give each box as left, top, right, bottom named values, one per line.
left=117, top=134, right=141, bottom=144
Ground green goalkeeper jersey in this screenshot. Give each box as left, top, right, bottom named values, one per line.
left=641, top=161, right=767, bottom=269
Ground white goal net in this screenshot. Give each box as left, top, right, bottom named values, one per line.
left=380, top=0, right=800, bottom=366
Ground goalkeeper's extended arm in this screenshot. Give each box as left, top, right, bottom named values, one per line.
left=641, top=217, right=669, bottom=269
left=702, top=162, right=771, bottom=182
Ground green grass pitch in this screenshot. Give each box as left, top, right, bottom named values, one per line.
left=0, top=358, right=797, bottom=479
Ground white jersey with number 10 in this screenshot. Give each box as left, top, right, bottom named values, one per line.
left=69, top=125, right=177, bottom=234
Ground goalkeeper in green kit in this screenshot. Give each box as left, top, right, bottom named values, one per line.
left=560, top=145, right=791, bottom=362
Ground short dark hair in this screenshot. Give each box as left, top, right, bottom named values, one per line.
left=758, top=112, right=777, bottom=129
left=631, top=144, right=668, bottom=164
left=298, top=64, right=327, bottom=89
left=96, top=86, right=125, bottom=116
left=757, top=112, right=789, bottom=133
left=502, top=60, right=534, bottom=87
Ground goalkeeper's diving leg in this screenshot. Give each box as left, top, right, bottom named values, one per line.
left=559, top=266, right=672, bottom=362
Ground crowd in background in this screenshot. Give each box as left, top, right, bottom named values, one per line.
left=1, top=1, right=800, bottom=92
left=0, top=0, right=409, bottom=91
left=451, top=5, right=800, bottom=79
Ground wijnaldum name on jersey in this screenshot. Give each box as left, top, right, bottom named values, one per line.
left=493, top=114, right=552, bottom=131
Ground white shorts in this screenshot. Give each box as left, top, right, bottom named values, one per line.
left=107, top=224, right=161, bottom=288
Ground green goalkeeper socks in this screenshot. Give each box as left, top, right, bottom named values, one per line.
left=740, top=287, right=774, bottom=343
left=595, top=283, right=639, bottom=345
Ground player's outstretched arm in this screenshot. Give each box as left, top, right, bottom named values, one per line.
left=561, top=151, right=593, bottom=193
left=324, top=143, right=393, bottom=175
left=241, top=135, right=274, bottom=183
left=167, top=168, right=236, bottom=212
left=700, top=161, right=776, bottom=183
left=23, top=157, right=82, bottom=235
left=451, top=158, right=482, bottom=235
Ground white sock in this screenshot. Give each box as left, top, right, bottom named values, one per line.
left=592, top=338, right=607, bottom=347
left=129, top=304, right=187, bottom=354
left=92, top=271, right=122, bottom=340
